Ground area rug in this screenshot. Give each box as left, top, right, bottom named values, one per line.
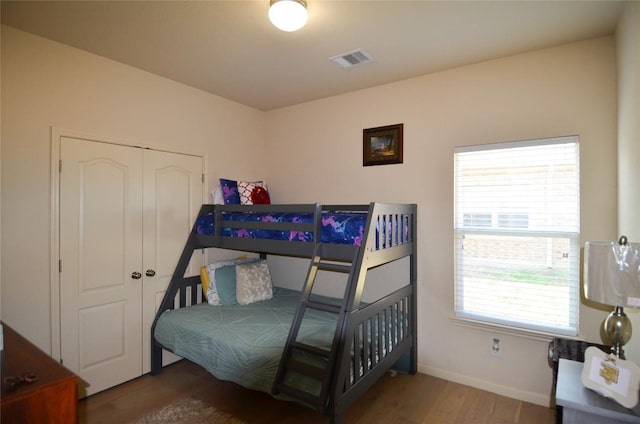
left=134, top=397, right=246, bottom=424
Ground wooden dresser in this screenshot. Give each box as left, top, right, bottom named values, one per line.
left=1, top=322, right=79, bottom=423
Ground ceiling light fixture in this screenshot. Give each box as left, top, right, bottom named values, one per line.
left=269, top=0, right=308, bottom=32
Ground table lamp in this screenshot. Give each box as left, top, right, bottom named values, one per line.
left=584, top=236, right=640, bottom=358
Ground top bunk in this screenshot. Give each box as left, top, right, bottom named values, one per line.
left=193, top=202, right=416, bottom=264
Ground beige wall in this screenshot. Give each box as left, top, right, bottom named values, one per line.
left=265, top=37, right=618, bottom=405
left=616, top=2, right=640, bottom=362
left=0, top=25, right=267, bottom=350
left=0, top=12, right=3, bottom=321
left=617, top=3, right=640, bottom=243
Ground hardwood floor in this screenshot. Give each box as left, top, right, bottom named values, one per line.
left=79, top=360, right=555, bottom=424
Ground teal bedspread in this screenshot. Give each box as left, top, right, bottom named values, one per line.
left=154, top=287, right=337, bottom=394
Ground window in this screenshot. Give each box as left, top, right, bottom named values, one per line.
left=463, top=213, right=492, bottom=228
left=497, top=213, right=529, bottom=229
left=454, top=136, right=580, bottom=336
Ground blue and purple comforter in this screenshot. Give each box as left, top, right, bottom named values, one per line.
left=196, top=212, right=366, bottom=246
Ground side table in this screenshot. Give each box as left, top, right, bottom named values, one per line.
left=1, top=321, right=79, bottom=423
left=556, top=358, right=640, bottom=423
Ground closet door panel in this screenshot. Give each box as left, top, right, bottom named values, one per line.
left=141, top=149, right=203, bottom=372
left=60, top=137, right=143, bottom=397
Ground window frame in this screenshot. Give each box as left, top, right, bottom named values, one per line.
left=453, top=136, right=580, bottom=337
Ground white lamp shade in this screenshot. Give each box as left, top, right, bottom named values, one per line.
left=584, top=241, right=640, bottom=308
left=269, top=0, right=308, bottom=32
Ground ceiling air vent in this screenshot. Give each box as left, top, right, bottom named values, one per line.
left=330, top=48, right=374, bottom=68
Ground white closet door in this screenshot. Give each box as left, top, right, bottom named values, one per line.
left=141, top=149, right=203, bottom=373
left=60, top=136, right=204, bottom=396
left=60, top=137, right=144, bottom=396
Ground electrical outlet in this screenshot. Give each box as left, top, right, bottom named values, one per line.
left=491, top=338, right=501, bottom=356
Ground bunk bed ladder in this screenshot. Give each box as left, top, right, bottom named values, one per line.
left=272, top=242, right=359, bottom=412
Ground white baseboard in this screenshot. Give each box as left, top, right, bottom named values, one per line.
left=418, top=364, right=551, bottom=407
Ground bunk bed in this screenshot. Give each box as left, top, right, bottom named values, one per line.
left=151, top=202, right=417, bottom=423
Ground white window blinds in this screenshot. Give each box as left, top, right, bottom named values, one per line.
left=454, top=136, right=580, bottom=335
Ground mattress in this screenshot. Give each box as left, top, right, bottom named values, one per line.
left=154, top=287, right=338, bottom=395
left=195, top=211, right=367, bottom=246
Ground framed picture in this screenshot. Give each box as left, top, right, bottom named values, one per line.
left=363, top=123, right=403, bottom=166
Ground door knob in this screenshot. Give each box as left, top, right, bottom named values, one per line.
left=146, top=269, right=156, bottom=277
left=131, top=272, right=142, bottom=279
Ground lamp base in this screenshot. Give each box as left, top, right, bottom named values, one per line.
left=603, top=306, right=631, bottom=359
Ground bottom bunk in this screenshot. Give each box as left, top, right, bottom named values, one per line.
left=153, top=284, right=415, bottom=421
left=155, top=287, right=332, bottom=395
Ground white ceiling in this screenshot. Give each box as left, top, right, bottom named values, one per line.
left=1, top=1, right=626, bottom=111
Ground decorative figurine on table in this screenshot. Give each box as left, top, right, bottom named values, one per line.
left=581, top=346, right=640, bottom=409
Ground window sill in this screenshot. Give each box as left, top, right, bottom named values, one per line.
left=450, top=315, right=582, bottom=343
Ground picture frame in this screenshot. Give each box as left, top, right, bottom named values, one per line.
left=363, top=123, right=403, bottom=166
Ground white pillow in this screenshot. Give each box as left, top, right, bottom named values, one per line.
left=211, top=186, right=224, bottom=205
left=205, top=257, right=256, bottom=305
left=236, top=260, right=273, bottom=305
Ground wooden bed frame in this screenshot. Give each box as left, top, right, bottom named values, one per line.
left=151, top=202, right=417, bottom=423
